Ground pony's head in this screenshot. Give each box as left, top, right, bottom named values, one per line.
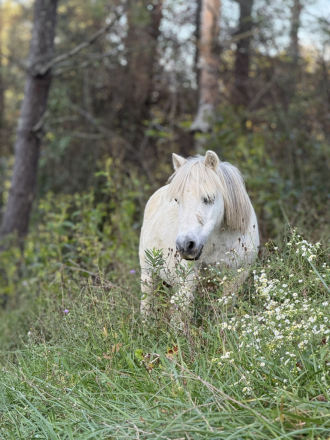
left=167, top=151, right=252, bottom=261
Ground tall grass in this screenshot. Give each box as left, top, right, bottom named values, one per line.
left=0, top=229, right=330, bottom=439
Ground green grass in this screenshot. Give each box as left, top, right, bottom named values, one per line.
left=0, top=231, right=330, bottom=439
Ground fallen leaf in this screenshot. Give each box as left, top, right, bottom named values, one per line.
left=311, top=394, right=327, bottom=402
left=112, top=343, right=122, bottom=353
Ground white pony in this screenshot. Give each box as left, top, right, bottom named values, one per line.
left=139, top=150, right=259, bottom=317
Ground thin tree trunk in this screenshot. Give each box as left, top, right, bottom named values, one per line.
left=123, top=0, right=163, bottom=128
left=289, top=0, right=301, bottom=68
left=194, top=0, right=202, bottom=77
left=191, top=0, right=220, bottom=134
left=232, top=0, right=254, bottom=107
left=0, top=0, right=58, bottom=242
left=0, top=0, right=4, bottom=150
left=285, top=0, right=302, bottom=102
left=0, top=55, right=3, bottom=136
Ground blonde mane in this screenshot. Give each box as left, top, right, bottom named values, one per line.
left=167, top=155, right=252, bottom=232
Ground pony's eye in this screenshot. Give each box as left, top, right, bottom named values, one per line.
left=174, top=198, right=178, bottom=202
left=202, top=196, right=215, bottom=204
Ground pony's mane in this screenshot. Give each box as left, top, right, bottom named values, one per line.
left=167, top=155, right=252, bottom=232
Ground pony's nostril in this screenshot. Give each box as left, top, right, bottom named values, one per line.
left=187, top=241, right=195, bottom=252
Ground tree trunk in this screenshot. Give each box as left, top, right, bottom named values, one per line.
left=287, top=0, right=302, bottom=99
left=289, top=0, right=301, bottom=68
left=123, top=0, right=163, bottom=130
left=191, top=0, right=220, bottom=134
left=194, top=0, right=202, bottom=76
left=232, top=0, right=254, bottom=107
left=0, top=0, right=58, bottom=242
left=0, top=55, right=3, bottom=135
left=0, top=0, right=4, bottom=150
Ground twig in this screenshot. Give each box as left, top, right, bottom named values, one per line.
left=229, top=28, right=260, bottom=45
left=32, top=110, right=50, bottom=133
left=49, top=129, right=105, bottom=140
left=34, top=17, right=120, bottom=76
left=63, top=263, right=139, bottom=302
left=53, top=41, right=157, bottom=77
left=69, top=103, right=138, bottom=155
left=68, top=103, right=158, bottom=187
left=245, top=71, right=279, bottom=112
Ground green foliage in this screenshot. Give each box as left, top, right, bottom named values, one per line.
left=0, top=160, right=144, bottom=347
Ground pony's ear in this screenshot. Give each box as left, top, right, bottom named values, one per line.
left=172, top=153, right=186, bottom=171
left=205, top=150, right=220, bottom=171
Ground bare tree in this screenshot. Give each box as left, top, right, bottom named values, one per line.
left=232, top=0, right=254, bottom=107
left=289, top=0, right=302, bottom=68
left=191, top=0, right=221, bottom=134
left=123, top=0, right=163, bottom=129
left=0, top=49, right=4, bottom=153
left=194, top=0, right=202, bottom=76
left=0, top=0, right=58, bottom=243
left=284, top=0, right=302, bottom=101
left=0, top=0, right=4, bottom=148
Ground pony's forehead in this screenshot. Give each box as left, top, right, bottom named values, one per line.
left=167, top=158, right=224, bottom=200
left=166, top=154, right=252, bottom=232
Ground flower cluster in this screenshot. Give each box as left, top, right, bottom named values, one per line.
left=221, top=268, right=330, bottom=355
left=214, top=235, right=330, bottom=396
left=201, top=234, right=330, bottom=402
left=288, top=231, right=320, bottom=261
left=170, top=285, right=191, bottom=307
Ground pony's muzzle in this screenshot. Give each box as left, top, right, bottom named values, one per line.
left=176, top=237, right=204, bottom=261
